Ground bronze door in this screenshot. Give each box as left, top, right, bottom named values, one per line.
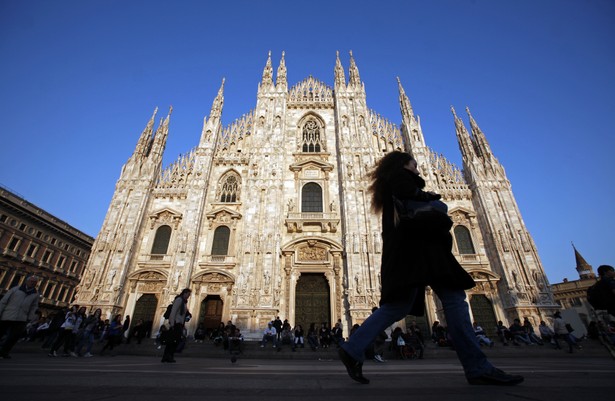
left=295, top=273, right=331, bottom=327
left=199, top=295, right=223, bottom=331
left=469, top=294, right=498, bottom=337
left=132, top=293, right=158, bottom=334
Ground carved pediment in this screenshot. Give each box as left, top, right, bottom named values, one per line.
left=289, top=159, right=334, bottom=173
left=449, top=206, right=476, bottom=218
left=467, top=269, right=500, bottom=281
left=193, top=271, right=234, bottom=284
left=128, top=269, right=168, bottom=281
left=149, top=208, right=183, bottom=229
left=205, top=207, right=242, bottom=228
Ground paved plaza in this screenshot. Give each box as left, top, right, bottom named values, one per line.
left=1, top=342, right=613, bottom=401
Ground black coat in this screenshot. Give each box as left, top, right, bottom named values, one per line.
left=379, top=168, right=475, bottom=311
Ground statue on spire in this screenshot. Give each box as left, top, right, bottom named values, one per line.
left=334, top=50, right=346, bottom=88
left=209, top=78, right=225, bottom=120
left=277, top=51, right=287, bottom=89
left=397, top=77, right=414, bottom=118
left=261, top=50, right=274, bottom=88
left=348, top=50, right=361, bottom=87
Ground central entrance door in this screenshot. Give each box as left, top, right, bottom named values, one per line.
left=199, top=295, right=223, bottom=332
left=470, top=294, right=498, bottom=337
left=295, top=273, right=331, bottom=327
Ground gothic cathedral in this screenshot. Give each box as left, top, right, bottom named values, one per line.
left=74, top=51, right=559, bottom=336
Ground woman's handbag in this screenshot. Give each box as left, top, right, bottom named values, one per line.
left=392, top=196, right=453, bottom=231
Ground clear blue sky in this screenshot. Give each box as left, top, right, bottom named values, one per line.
left=1, top=0, right=613, bottom=284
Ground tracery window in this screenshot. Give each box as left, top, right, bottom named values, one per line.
left=211, top=226, right=230, bottom=255
left=151, top=225, right=172, bottom=255
left=301, top=119, right=323, bottom=153
left=454, top=225, right=475, bottom=254
left=218, top=173, right=240, bottom=202
left=301, top=183, right=323, bottom=212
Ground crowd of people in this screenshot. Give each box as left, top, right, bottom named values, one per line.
left=0, top=248, right=612, bottom=389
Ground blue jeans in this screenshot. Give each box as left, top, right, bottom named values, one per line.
left=341, top=287, right=494, bottom=379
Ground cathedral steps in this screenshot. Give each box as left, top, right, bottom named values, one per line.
left=14, top=337, right=614, bottom=361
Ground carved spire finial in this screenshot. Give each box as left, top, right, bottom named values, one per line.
left=334, top=50, right=346, bottom=87
left=133, top=107, right=158, bottom=158
left=397, top=77, right=414, bottom=117
left=261, top=51, right=273, bottom=88
left=209, top=78, right=225, bottom=120
left=277, top=51, right=287, bottom=90
left=348, top=50, right=361, bottom=86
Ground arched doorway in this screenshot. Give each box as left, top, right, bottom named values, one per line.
left=199, top=295, right=223, bottom=333
left=470, top=294, right=497, bottom=337
left=132, top=294, right=158, bottom=337
left=295, top=273, right=331, bottom=328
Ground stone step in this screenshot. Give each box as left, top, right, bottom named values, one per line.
left=16, top=337, right=614, bottom=361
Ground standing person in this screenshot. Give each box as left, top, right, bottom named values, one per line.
left=122, top=315, right=130, bottom=343
left=337, top=151, right=523, bottom=386
left=272, top=316, right=283, bottom=342
left=162, top=288, right=191, bottom=363
left=0, top=275, right=39, bottom=359
left=100, top=314, right=123, bottom=355
left=594, top=265, right=615, bottom=315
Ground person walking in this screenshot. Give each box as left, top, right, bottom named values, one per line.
left=162, top=288, right=191, bottom=363
left=337, top=151, right=523, bottom=386
left=75, top=309, right=103, bottom=357
left=0, top=275, right=39, bottom=359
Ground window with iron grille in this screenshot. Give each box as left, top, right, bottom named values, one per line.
left=151, top=225, right=172, bottom=254
left=301, top=183, right=323, bottom=212
left=211, top=226, right=230, bottom=255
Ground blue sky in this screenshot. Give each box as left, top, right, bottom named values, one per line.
left=1, top=0, right=613, bottom=284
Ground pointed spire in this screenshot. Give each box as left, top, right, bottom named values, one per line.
left=452, top=106, right=475, bottom=160
left=209, top=78, right=225, bottom=120
left=572, top=243, right=595, bottom=279
left=276, top=51, right=287, bottom=90
left=397, top=77, right=414, bottom=118
left=334, top=50, right=346, bottom=88
left=348, top=50, right=361, bottom=87
left=466, top=107, right=492, bottom=158
left=134, top=107, right=158, bottom=158
left=261, top=50, right=274, bottom=88
left=150, top=107, right=172, bottom=161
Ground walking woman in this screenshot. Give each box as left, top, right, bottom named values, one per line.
left=338, top=151, right=523, bottom=386
left=75, top=308, right=103, bottom=357
left=162, top=288, right=191, bottom=363
left=48, top=305, right=79, bottom=357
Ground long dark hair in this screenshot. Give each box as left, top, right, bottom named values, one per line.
left=367, top=151, right=413, bottom=213
left=177, top=288, right=191, bottom=301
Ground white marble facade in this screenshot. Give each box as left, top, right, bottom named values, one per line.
left=74, top=52, right=559, bottom=337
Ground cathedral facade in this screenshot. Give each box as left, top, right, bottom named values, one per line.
left=74, top=51, right=559, bottom=337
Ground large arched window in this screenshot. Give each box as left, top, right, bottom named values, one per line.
left=454, top=225, right=475, bottom=254
left=301, top=183, right=323, bottom=212
left=301, top=119, right=323, bottom=153
left=211, top=226, right=230, bottom=255
left=151, top=225, right=172, bottom=254
left=218, top=172, right=240, bottom=202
